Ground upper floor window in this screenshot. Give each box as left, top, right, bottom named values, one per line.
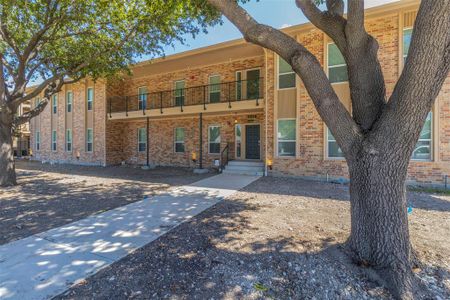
left=66, top=91, right=73, bottom=113
left=138, top=128, right=147, bottom=152
left=66, top=129, right=72, bottom=152
left=87, top=88, right=94, bottom=111
left=328, top=43, right=348, bottom=83
left=327, top=128, right=345, bottom=159
left=208, top=126, right=220, bottom=154
left=209, top=75, right=221, bottom=103
left=86, top=128, right=93, bottom=152
left=174, top=80, right=185, bottom=106
left=403, top=28, right=413, bottom=63
left=277, top=119, right=296, bottom=157
left=174, top=128, right=185, bottom=153
left=52, top=94, right=57, bottom=114
left=52, top=130, right=57, bottom=151
left=138, top=87, right=147, bottom=110
left=278, top=57, right=296, bottom=89
left=412, top=112, right=432, bottom=160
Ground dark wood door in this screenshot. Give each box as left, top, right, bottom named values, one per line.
left=245, top=124, right=260, bottom=159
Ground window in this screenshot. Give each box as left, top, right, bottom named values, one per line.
left=278, top=57, right=296, bottom=89
left=208, top=126, right=220, bottom=154
left=138, top=128, right=147, bottom=152
left=87, top=88, right=94, bottom=111
left=328, top=43, right=348, bottom=83
left=412, top=112, right=432, bottom=160
left=66, top=129, right=72, bottom=152
left=246, top=69, right=260, bottom=99
left=66, top=91, right=73, bottom=113
left=86, top=128, right=93, bottom=152
left=174, top=81, right=185, bottom=106
left=138, top=87, right=147, bottom=110
left=235, top=125, right=242, bottom=158
left=36, top=131, right=40, bottom=151
left=52, top=130, right=57, bottom=151
left=403, top=28, right=413, bottom=63
left=236, top=71, right=242, bottom=101
left=174, top=128, right=185, bottom=153
left=277, top=119, right=296, bottom=156
left=209, top=75, right=221, bottom=103
left=52, top=94, right=57, bottom=114
left=327, top=128, right=344, bottom=158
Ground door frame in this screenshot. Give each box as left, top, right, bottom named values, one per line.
left=235, top=122, right=261, bottom=160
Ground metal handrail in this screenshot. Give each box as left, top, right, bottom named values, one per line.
left=108, top=77, right=264, bottom=116
left=220, top=143, right=229, bottom=173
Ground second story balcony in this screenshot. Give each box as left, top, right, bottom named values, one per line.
left=108, top=78, right=264, bottom=120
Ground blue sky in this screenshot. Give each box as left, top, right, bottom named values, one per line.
left=152, top=0, right=398, bottom=59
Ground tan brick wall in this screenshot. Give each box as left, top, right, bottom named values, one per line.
left=30, top=79, right=107, bottom=166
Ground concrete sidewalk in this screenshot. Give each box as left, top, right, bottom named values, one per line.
left=0, top=174, right=260, bottom=300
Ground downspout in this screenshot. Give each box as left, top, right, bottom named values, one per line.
left=264, top=49, right=269, bottom=177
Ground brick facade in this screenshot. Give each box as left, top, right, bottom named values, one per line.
left=29, top=1, right=450, bottom=187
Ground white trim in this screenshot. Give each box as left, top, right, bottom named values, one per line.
left=208, top=125, right=221, bottom=154
left=174, top=127, right=185, bottom=153
left=208, top=74, right=221, bottom=103
left=326, top=42, right=348, bottom=84
left=276, top=118, right=296, bottom=157
left=65, top=129, right=72, bottom=152
left=86, top=128, right=94, bottom=153
left=51, top=130, right=57, bottom=152
left=277, top=55, right=296, bottom=90
left=138, top=86, right=148, bottom=110
left=137, top=127, right=147, bottom=153
left=87, top=87, right=94, bottom=111
left=66, top=91, right=73, bottom=113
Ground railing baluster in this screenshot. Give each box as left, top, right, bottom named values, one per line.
left=228, top=82, right=231, bottom=108
left=160, top=92, right=163, bottom=114
left=203, top=86, right=206, bottom=110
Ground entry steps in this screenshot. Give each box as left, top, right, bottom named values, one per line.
left=222, top=160, right=264, bottom=176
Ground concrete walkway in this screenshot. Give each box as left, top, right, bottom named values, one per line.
left=0, top=174, right=260, bottom=300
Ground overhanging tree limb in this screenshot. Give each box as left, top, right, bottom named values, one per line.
left=207, top=0, right=362, bottom=156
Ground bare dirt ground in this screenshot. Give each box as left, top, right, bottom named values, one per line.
left=0, top=160, right=213, bottom=245
left=55, top=176, right=450, bottom=300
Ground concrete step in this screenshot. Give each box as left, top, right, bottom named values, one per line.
left=227, top=160, right=264, bottom=167
left=225, top=165, right=264, bottom=172
left=222, top=169, right=264, bottom=176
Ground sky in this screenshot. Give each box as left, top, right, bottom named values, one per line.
left=149, top=0, right=399, bottom=60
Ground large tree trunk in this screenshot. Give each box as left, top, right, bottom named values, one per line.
left=347, top=152, right=413, bottom=299
left=0, top=113, right=17, bottom=187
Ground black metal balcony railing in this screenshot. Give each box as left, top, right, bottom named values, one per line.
left=108, top=78, right=264, bottom=117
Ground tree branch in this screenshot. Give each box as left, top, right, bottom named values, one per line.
left=346, top=0, right=366, bottom=46
left=208, top=0, right=362, bottom=156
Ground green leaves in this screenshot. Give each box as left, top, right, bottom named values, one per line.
left=1, top=0, right=221, bottom=93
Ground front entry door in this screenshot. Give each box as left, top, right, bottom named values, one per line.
left=245, top=124, right=260, bottom=159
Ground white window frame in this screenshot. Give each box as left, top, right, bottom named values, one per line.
left=277, top=56, right=296, bottom=90
left=208, top=125, right=221, bottom=154
left=325, top=127, right=345, bottom=160
left=52, top=94, right=58, bottom=114
left=86, top=128, right=93, bottom=152
left=174, top=80, right=185, bottom=106
left=402, top=27, right=413, bottom=67
left=66, top=91, right=73, bottom=113
left=327, top=43, right=348, bottom=85
left=411, top=111, right=433, bottom=161
left=36, top=131, right=40, bottom=151
left=208, top=75, right=221, bottom=103
left=66, top=129, right=72, bottom=152
left=87, top=87, right=94, bottom=111
left=51, top=130, right=57, bottom=152
left=174, top=127, right=185, bottom=153
left=138, top=86, right=147, bottom=110
left=137, top=127, right=147, bottom=153
left=276, top=118, right=296, bottom=157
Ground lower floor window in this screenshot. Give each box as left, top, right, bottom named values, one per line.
left=412, top=112, right=432, bottom=160
left=66, top=129, right=72, bottom=152
left=52, top=130, right=57, bottom=151
left=327, top=128, right=344, bottom=158
left=277, top=119, right=296, bottom=156
left=138, top=128, right=147, bottom=152
left=174, top=128, right=185, bottom=153
left=86, top=128, right=93, bottom=152
left=36, top=131, right=40, bottom=151
left=208, top=126, right=220, bottom=154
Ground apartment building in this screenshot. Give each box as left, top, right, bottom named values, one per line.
left=13, top=101, right=31, bottom=157
left=29, top=0, right=450, bottom=187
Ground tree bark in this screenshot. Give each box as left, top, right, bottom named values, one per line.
left=0, top=112, right=17, bottom=187
left=347, top=150, right=413, bottom=299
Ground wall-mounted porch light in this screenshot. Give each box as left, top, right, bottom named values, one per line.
left=266, top=158, right=273, bottom=170
left=76, top=150, right=80, bottom=160
left=191, top=151, right=197, bottom=163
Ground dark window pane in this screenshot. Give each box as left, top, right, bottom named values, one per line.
left=209, top=92, right=220, bottom=103
left=328, top=141, right=344, bottom=158
left=329, top=66, right=348, bottom=83
left=279, top=73, right=296, bottom=89
left=209, top=143, right=220, bottom=154
left=278, top=141, right=295, bottom=156
left=175, top=143, right=185, bottom=153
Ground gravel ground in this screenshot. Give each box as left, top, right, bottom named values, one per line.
left=55, top=176, right=450, bottom=300
left=0, top=160, right=213, bottom=245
